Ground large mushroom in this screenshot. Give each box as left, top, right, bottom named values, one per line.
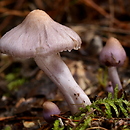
left=0, top=10, right=91, bottom=114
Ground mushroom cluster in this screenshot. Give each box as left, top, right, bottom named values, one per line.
left=0, top=10, right=91, bottom=114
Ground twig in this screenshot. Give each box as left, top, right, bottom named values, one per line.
left=0, top=116, right=43, bottom=122
left=81, top=0, right=128, bottom=28
left=72, top=109, right=95, bottom=130
left=109, top=0, right=114, bottom=28
left=86, top=126, right=108, bottom=130
left=0, top=7, right=29, bottom=16
left=0, top=59, right=12, bottom=73
left=0, top=0, right=26, bottom=33
left=0, top=0, right=15, bottom=7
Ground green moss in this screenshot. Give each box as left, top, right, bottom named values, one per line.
left=52, top=87, right=130, bottom=130
left=5, top=70, right=27, bottom=91
left=7, top=78, right=26, bottom=90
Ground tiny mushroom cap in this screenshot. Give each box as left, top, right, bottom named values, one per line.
left=43, top=101, right=61, bottom=123
left=0, top=9, right=81, bottom=58
left=99, top=37, right=126, bottom=67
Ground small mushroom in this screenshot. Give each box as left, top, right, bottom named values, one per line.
left=0, top=10, right=91, bottom=114
left=43, top=101, right=60, bottom=123
left=99, top=37, right=126, bottom=91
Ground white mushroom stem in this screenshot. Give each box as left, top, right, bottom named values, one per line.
left=34, top=54, right=91, bottom=114
left=108, top=66, right=122, bottom=90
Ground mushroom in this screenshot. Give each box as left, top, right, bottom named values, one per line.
left=99, top=37, right=126, bottom=91
left=0, top=10, right=91, bottom=114
left=43, top=101, right=61, bottom=123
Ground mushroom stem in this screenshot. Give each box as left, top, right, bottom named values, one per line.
left=108, top=67, right=122, bottom=90
left=34, top=54, right=91, bottom=114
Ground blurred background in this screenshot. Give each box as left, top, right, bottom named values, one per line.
left=0, top=0, right=130, bottom=129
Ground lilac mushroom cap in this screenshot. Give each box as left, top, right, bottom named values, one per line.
left=0, top=10, right=81, bottom=58
left=99, top=37, right=126, bottom=67
left=0, top=10, right=91, bottom=114
left=43, top=101, right=61, bottom=123
left=99, top=37, right=126, bottom=90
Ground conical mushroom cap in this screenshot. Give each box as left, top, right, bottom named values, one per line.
left=99, top=37, right=126, bottom=67
left=0, top=10, right=81, bottom=58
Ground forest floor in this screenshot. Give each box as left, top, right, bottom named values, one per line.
left=0, top=0, right=130, bottom=129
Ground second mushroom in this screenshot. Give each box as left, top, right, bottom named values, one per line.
left=0, top=10, right=91, bottom=114
left=99, top=37, right=126, bottom=92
